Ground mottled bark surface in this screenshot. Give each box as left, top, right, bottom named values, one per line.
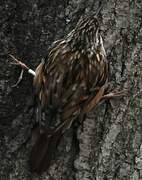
left=0, top=0, right=142, bottom=180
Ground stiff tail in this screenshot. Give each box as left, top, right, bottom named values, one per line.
left=30, top=128, right=62, bottom=174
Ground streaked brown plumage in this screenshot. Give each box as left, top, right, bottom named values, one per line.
left=30, top=14, right=108, bottom=173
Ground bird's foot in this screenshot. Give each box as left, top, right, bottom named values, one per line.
left=9, top=54, right=29, bottom=70
left=11, top=69, right=24, bottom=87
left=9, top=54, right=30, bottom=87
left=103, top=89, right=128, bottom=99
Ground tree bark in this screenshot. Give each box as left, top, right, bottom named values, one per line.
left=0, top=0, right=142, bottom=179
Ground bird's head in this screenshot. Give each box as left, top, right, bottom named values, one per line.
left=66, top=15, right=106, bottom=57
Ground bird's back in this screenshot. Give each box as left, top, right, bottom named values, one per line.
left=34, top=33, right=108, bottom=128
left=31, top=15, right=108, bottom=173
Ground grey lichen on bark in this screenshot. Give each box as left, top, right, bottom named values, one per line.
left=0, top=0, right=142, bottom=180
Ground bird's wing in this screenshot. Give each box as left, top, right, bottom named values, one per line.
left=33, top=40, right=108, bottom=130
left=30, top=40, right=108, bottom=173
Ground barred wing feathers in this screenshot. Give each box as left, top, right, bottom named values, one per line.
left=34, top=40, right=108, bottom=125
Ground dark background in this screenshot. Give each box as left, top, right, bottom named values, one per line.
left=0, top=0, right=142, bottom=179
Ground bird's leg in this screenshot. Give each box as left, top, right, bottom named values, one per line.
left=9, top=54, right=29, bottom=70
left=11, top=69, right=24, bottom=87
left=102, top=89, right=127, bottom=99
left=9, top=54, right=36, bottom=76
left=9, top=54, right=36, bottom=87
left=100, top=89, right=128, bottom=114
left=89, top=89, right=127, bottom=114
left=9, top=54, right=29, bottom=87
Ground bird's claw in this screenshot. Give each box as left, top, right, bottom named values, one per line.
left=103, top=89, right=128, bottom=99
left=8, top=54, right=29, bottom=87
left=9, top=54, right=29, bottom=70
left=11, top=69, right=24, bottom=87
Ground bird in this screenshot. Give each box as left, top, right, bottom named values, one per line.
left=9, top=13, right=126, bottom=174
left=29, top=14, right=109, bottom=174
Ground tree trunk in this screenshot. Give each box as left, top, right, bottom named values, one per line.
left=0, top=0, right=142, bottom=179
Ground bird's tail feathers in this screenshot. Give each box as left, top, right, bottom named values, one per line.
left=30, top=127, right=62, bottom=174
left=30, top=111, right=77, bottom=174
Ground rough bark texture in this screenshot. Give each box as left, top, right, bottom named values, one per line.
left=0, top=0, right=142, bottom=179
